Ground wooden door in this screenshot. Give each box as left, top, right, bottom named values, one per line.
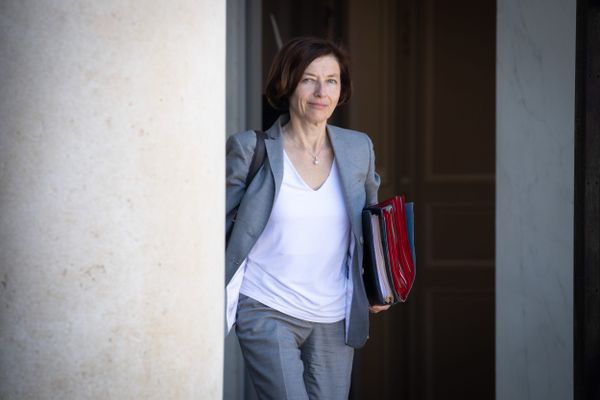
left=348, top=0, right=496, bottom=399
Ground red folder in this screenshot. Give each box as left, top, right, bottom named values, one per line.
left=362, top=195, right=416, bottom=305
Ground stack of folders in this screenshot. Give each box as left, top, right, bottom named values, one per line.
left=362, top=195, right=416, bottom=305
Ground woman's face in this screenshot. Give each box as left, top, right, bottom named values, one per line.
left=288, top=55, right=341, bottom=125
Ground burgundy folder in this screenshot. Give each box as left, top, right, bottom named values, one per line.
left=362, top=195, right=416, bottom=305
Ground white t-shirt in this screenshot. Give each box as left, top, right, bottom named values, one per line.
left=239, top=151, right=351, bottom=322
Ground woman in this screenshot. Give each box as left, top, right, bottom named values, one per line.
left=225, top=37, right=389, bottom=399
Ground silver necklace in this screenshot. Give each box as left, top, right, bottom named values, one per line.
left=284, top=126, right=326, bottom=165
left=306, top=142, right=325, bottom=165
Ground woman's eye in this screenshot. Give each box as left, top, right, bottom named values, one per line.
left=328, top=79, right=338, bottom=84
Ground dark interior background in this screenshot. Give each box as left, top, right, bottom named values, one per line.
left=259, top=1, right=496, bottom=398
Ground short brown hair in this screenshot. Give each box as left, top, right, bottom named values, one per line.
left=264, top=37, right=352, bottom=110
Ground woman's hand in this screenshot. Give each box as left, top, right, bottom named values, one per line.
left=368, top=304, right=391, bottom=314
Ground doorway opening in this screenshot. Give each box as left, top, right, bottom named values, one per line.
left=227, top=1, right=496, bottom=398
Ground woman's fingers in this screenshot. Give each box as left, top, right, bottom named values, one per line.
left=368, top=304, right=391, bottom=313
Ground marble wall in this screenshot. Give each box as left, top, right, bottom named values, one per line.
left=0, top=1, right=224, bottom=398
left=496, top=0, right=576, bottom=399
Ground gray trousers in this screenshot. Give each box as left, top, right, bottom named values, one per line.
left=235, top=294, right=354, bottom=400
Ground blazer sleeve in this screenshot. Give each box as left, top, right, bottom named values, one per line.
left=225, top=132, right=255, bottom=241
left=365, top=136, right=381, bottom=206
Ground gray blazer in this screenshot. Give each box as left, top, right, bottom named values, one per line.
left=225, top=114, right=380, bottom=348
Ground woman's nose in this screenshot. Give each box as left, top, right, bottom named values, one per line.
left=314, top=81, right=325, bottom=96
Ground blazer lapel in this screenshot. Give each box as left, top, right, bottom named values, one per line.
left=328, top=125, right=362, bottom=239
left=264, top=116, right=285, bottom=201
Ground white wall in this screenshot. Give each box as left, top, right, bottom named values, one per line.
left=0, top=1, right=225, bottom=398
left=496, top=0, right=575, bottom=399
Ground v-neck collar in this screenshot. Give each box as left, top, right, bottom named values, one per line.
left=283, top=150, right=335, bottom=192
left=264, top=114, right=363, bottom=239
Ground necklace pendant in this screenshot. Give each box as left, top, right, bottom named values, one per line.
left=313, top=157, right=319, bottom=165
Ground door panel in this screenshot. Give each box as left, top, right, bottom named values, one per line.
left=348, top=0, right=496, bottom=399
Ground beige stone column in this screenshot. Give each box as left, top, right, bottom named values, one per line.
left=0, top=1, right=224, bottom=399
